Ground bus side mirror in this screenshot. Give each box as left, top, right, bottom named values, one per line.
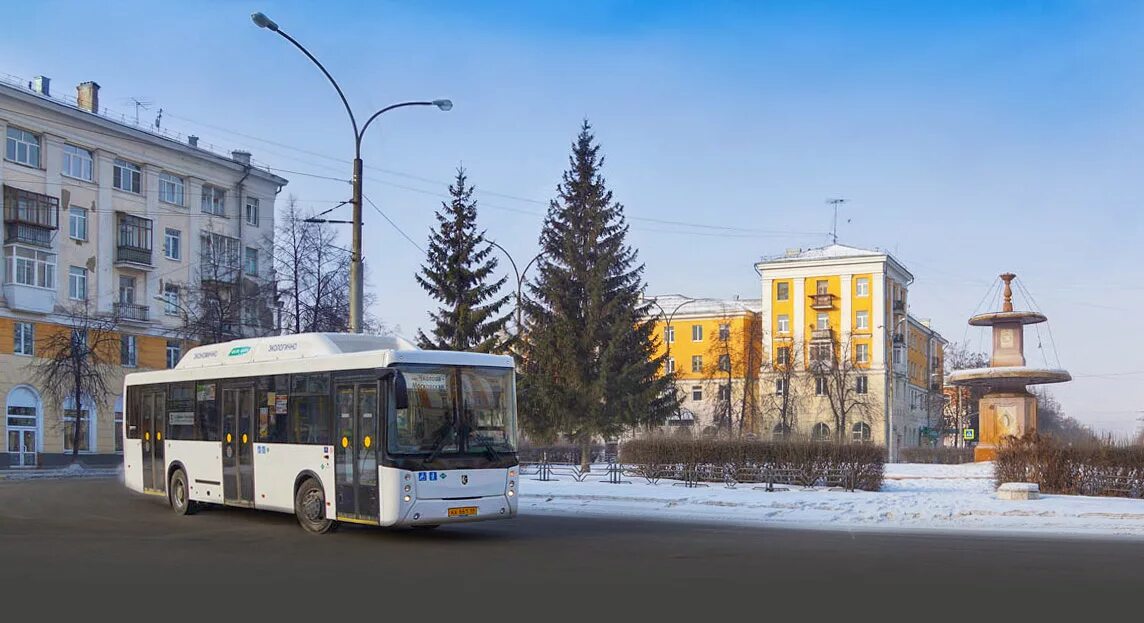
left=393, top=370, right=408, bottom=411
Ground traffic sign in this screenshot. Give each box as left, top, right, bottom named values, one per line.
left=963, top=428, right=976, bottom=440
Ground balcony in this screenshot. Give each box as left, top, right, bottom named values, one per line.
left=809, top=293, right=835, bottom=310
left=3, top=185, right=58, bottom=248
left=811, top=328, right=834, bottom=342
left=892, top=333, right=905, bottom=344
left=115, top=245, right=153, bottom=268
left=114, top=302, right=150, bottom=323
left=893, top=300, right=906, bottom=312
left=2, top=283, right=54, bottom=314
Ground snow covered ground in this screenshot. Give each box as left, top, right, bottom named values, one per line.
left=519, top=462, right=1144, bottom=539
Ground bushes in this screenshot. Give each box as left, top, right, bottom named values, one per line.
left=995, top=434, right=1144, bottom=497
left=517, top=442, right=607, bottom=465
left=620, top=436, right=885, bottom=491
left=900, top=447, right=976, bottom=464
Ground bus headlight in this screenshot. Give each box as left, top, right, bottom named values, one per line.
left=508, top=490, right=515, bottom=497
left=508, top=469, right=516, bottom=478
left=404, top=484, right=411, bottom=493
left=403, top=495, right=412, bottom=503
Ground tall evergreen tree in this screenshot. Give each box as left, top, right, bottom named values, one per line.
left=520, top=120, right=677, bottom=468
left=416, top=167, right=511, bottom=352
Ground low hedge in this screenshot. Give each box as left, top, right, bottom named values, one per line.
left=517, top=443, right=608, bottom=465
left=995, top=434, right=1144, bottom=497
left=900, top=447, right=976, bottom=464
left=620, top=436, right=885, bottom=491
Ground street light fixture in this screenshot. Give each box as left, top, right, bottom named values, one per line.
left=251, top=11, right=452, bottom=333
left=487, top=240, right=544, bottom=337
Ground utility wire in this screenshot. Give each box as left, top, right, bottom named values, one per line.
left=362, top=194, right=425, bottom=254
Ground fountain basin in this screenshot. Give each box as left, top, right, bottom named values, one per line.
left=968, top=311, right=1047, bottom=326
left=948, top=366, right=1071, bottom=388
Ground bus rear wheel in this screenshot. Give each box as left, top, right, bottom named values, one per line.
left=294, top=478, right=335, bottom=534
left=169, top=468, right=199, bottom=516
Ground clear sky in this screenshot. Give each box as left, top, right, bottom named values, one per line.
left=3, top=1, right=1141, bottom=435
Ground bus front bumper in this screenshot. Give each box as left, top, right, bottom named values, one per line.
left=397, top=494, right=517, bottom=527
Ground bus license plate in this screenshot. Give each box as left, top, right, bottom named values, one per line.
left=448, top=506, right=478, bottom=517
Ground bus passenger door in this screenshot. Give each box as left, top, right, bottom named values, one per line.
left=334, top=381, right=380, bottom=522
left=141, top=389, right=166, bottom=493
left=222, top=385, right=255, bottom=507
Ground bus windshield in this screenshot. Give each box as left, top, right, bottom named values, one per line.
left=388, top=364, right=517, bottom=457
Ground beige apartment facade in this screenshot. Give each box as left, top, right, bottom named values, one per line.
left=0, top=75, right=286, bottom=467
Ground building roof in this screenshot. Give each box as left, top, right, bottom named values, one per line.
left=755, top=242, right=914, bottom=282
left=643, top=296, right=762, bottom=320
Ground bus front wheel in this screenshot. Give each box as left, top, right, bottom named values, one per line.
left=169, top=468, right=199, bottom=516
left=294, top=478, right=335, bottom=534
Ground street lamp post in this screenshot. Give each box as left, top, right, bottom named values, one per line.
left=645, top=295, right=710, bottom=424
left=487, top=241, right=543, bottom=337
left=252, top=12, right=452, bottom=333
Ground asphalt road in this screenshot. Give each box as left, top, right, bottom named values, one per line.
left=1, top=477, right=1139, bottom=617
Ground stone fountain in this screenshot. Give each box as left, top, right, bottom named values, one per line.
left=947, top=273, right=1070, bottom=462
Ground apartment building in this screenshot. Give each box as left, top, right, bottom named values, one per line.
left=755, top=244, right=945, bottom=456
left=645, top=296, right=763, bottom=433
left=0, top=75, right=287, bottom=467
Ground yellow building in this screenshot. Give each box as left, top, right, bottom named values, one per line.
left=755, top=244, right=945, bottom=456
left=644, top=296, right=763, bottom=433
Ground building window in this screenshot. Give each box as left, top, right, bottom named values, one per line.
left=856, top=375, right=868, bottom=394
left=68, top=207, right=87, bottom=241
left=856, top=277, right=870, bottom=298
left=244, top=247, right=259, bottom=275
left=5, top=127, right=40, bottom=167
left=201, top=185, right=226, bottom=215
left=777, top=314, right=790, bottom=333
left=245, top=197, right=260, bottom=226
left=815, top=376, right=828, bottom=396
left=664, top=325, right=675, bottom=344
left=691, top=355, right=703, bottom=373
left=718, top=385, right=731, bottom=401
left=777, top=346, right=790, bottom=366
left=118, top=275, right=136, bottom=305
left=114, top=406, right=124, bottom=453
left=63, top=405, right=91, bottom=453
left=856, top=310, right=869, bottom=331
left=691, top=386, right=702, bottom=401
left=201, top=231, right=240, bottom=278
left=772, top=423, right=790, bottom=441
left=68, top=266, right=87, bottom=300
left=166, top=340, right=182, bottom=369
left=775, top=379, right=786, bottom=395
left=6, top=246, right=56, bottom=288
left=113, top=159, right=142, bottom=193
left=816, top=279, right=829, bottom=295
left=118, top=213, right=153, bottom=254
left=163, top=283, right=180, bottom=316
left=811, top=343, right=832, bottom=364
left=665, top=357, right=675, bottom=374
left=62, top=144, right=94, bottom=181
left=164, top=228, right=181, bottom=260
left=14, top=322, right=34, bottom=356
left=121, top=334, right=137, bottom=368
left=718, top=323, right=730, bottom=341
left=691, top=324, right=703, bottom=342
left=851, top=422, right=872, bottom=443
left=811, top=422, right=831, bottom=442
left=856, top=343, right=870, bottom=363
left=159, top=172, right=185, bottom=206
left=717, top=354, right=731, bottom=372
left=776, top=282, right=789, bottom=301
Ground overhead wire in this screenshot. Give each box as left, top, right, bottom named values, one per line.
left=362, top=194, right=425, bottom=254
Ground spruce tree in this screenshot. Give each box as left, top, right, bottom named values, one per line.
left=520, top=120, right=677, bottom=468
left=416, top=167, right=511, bottom=352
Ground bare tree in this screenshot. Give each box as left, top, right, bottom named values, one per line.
left=697, top=308, right=763, bottom=437
left=813, top=333, right=876, bottom=443
left=31, top=302, right=121, bottom=460
left=272, top=197, right=386, bottom=335
left=175, top=230, right=275, bottom=345
left=943, top=342, right=989, bottom=447
left=761, top=337, right=804, bottom=440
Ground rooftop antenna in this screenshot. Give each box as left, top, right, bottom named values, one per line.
left=827, top=198, right=847, bottom=244
left=123, top=97, right=152, bottom=125
left=154, top=107, right=163, bottom=130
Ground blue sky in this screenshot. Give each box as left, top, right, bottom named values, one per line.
left=3, top=1, right=1142, bottom=434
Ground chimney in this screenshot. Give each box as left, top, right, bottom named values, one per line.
left=76, top=81, right=100, bottom=113
left=231, top=150, right=251, bottom=165
left=188, top=135, right=199, bottom=147
left=31, top=76, right=50, bottom=96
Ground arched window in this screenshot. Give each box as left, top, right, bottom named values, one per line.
left=772, top=423, right=790, bottom=441
left=811, top=422, right=831, bottom=442
left=6, top=386, right=42, bottom=467
left=62, top=395, right=97, bottom=453
left=851, top=422, right=872, bottom=443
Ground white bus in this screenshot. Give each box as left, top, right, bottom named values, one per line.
left=123, top=333, right=519, bottom=533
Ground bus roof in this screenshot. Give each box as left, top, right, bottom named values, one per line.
left=124, top=333, right=514, bottom=386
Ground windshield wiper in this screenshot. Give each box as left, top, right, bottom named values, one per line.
left=469, top=433, right=500, bottom=462
left=422, top=423, right=455, bottom=466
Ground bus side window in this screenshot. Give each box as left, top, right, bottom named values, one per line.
left=126, top=387, right=140, bottom=439
left=195, top=382, right=220, bottom=442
